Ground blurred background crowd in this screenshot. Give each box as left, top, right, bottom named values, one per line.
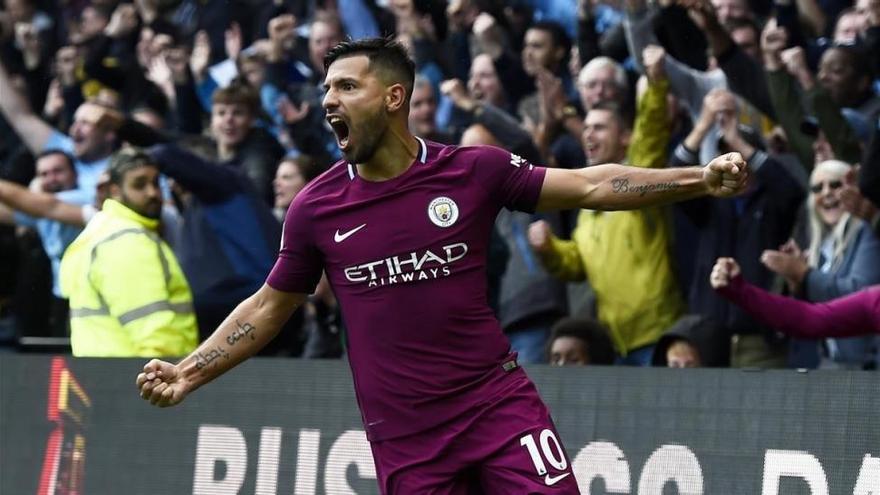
left=0, top=0, right=878, bottom=369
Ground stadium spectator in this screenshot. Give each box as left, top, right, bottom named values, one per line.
left=547, top=317, right=616, bottom=366
left=651, top=315, right=730, bottom=367
left=529, top=51, right=685, bottom=366
left=0, top=57, right=120, bottom=204
left=272, top=155, right=325, bottom=221
left=0, top=151, right=80, bottom=338
left=670, top=88, right=806, bottom=368
left=408, top=75, right=453, bottom=144
left=59, top=148, right=197, bottom=357
left=765, top=160, right=880, bottom=368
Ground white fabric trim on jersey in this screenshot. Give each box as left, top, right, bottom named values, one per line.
left=345, top=137, right=427, bottom=181
left=415, top=136, right=428, bottom=163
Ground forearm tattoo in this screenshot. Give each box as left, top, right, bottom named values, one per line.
left=226, top=320, right=257, bottom=346
left=194, top=346, right=229, bottom=370
left=611, top=178, right=681, bottom=196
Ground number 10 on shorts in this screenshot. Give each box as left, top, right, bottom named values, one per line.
left=520, top=429, right=568, bottom=476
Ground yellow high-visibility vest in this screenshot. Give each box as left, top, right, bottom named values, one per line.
left=60, top=199, right=198, bottom=357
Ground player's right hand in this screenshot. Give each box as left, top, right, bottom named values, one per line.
left=136, top=359, right=189, bottom=407
left=527, top=220, right=553, bottom=254
left=710, top=257, right=741, bottom=289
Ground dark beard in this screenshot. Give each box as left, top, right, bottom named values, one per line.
left=343, top=109, right=389, bottom=164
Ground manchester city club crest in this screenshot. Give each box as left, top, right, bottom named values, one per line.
left=428, top=196, right=459, bottom=228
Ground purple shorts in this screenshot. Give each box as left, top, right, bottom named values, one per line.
left=369, top=371, right=580, bottom=494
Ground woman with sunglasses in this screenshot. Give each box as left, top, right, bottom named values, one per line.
left=759, top=159, right=880, bottom=368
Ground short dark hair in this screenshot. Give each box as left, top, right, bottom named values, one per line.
left=212, top=79, right=261, bottom=116
left=36, top=149, right=76, bottom=175
left=546, top=317, right=616, bottom=365
left=588, top=100, right=633, bottom=130
left=528, top=20, right=572, bottom=58
left=108, top=148, right=156, bottom=186
left=323, top=37, right=416, bottom=100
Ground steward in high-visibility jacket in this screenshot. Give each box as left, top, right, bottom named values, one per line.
left=59, top=150, right=198, bottom=357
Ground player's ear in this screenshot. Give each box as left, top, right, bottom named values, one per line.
left=385, top=83, right=407, bottom=112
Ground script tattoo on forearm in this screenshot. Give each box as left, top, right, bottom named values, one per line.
left=611, top=178, right=681, bottom=196
left=194, top=346, right=229, bottom=370
left=226, top=320, right=257, bottom=346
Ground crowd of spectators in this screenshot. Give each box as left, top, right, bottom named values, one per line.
left=0, top=0, right=878, bottom=368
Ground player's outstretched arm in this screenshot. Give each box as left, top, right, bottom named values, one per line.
left=536, top=152, right=748, bottom=211
left=136, top=284, right=306, bottom=407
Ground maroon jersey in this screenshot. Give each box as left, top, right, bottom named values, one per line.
left=267, top=139, right=547, bottom=441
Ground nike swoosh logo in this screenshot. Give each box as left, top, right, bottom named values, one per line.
left=544, top=472, right=571, bottom=486
left=334, top=223, right=367, bottom=243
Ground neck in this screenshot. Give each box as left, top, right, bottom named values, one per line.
left=356, top=123, right=419, bottom=181
left=218, top=142, right=236, bottom=161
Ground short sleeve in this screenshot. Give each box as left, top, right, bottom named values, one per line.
left=265, top=194, right=323, bottom=294
left=44, top=131, right=75, bottom=154
left=469, top=145, right=547, bottom=213
left=56, top=187, right=95, bottom=206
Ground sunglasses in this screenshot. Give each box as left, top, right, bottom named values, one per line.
left=809, top=180, right=843, bottom=194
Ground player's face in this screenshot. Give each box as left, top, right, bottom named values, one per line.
left=323, top=55, right=392, bottom=164
left=582, top=109, right=629, bottom=165
left=115, top=165, right=163, bottom=219
left=549, top=336, right=590, bottom=366
left=273, top=160, right=306, bottom=209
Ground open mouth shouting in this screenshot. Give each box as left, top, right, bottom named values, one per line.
left=327, top=114, right=351, bottom=151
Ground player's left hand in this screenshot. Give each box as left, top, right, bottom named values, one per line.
left=703, top=152, right=748, bottom=198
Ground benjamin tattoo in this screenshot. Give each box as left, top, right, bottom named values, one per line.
left=611, top=178, right=680, bottom=196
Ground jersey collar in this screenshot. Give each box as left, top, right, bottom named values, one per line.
left=347, top=136, right=428, bottom=181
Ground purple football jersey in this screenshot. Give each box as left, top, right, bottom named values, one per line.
left=267, top=139, right=547, bottom=441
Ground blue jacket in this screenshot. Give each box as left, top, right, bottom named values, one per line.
left=150, top=145, right=281, bottom=310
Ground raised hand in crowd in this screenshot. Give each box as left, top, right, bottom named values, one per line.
left=277, top=95, right=310, bottom=125
left=189, top=30, right=211, bottom=83
left=43, top=78, right=64, bottom=120
left=146, top=51, right=175, bottom=102
left=761, top=19, right=788, bottom=71
left=642, top=45, right=666, bottom=83
left=841, top=166, right=880, bottom=222
left=165, top=47, right=190, bottom=86
left=225, top=22, right=242, bottom=61
left=135, top=0, right=159, bottom=24
left=709, top=257, right=741, bottom=289
left=535, top=67, right=566, bottom=124
left=682, top=88, right=727, bottom=151
left=440, top=78, right=477, bottom=113
left=267, top=14, right=297, bottom=63
left=471, top=12, right=503, bottom=59
left=527, top=220, right=554, bottom=255
left=104, top=3, right=139, bottom=40
left=15, top=22, right=42, bottom=70
left=761, top=239, right=809, bottom=292
left=780, top=46, right=815, bottom=90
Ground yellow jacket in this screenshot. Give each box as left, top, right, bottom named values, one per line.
left=541, top=80, right=685, bottom=354
left=59, top=199, right=198, bottom=357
